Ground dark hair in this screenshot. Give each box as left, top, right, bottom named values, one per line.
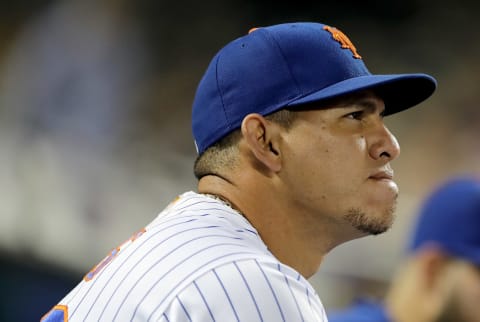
left=193, top=109, right=298, bottom=179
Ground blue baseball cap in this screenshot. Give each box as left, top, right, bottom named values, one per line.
left=192, top=22, right=437, bottom=154
left=408, top=177, right=480, bottom=266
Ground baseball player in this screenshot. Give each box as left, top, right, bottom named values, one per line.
left=328, top=176, right=480, bottom=322
left=42, top=22, right=436, bottom=321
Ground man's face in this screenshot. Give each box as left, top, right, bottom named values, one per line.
left=438, top=262, right=480, bottom=322
left=280, top=91, right=400, bottom=237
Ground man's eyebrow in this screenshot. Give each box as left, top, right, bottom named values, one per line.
left=341, top=97, right=385, bottom=115
left=352, top=99, right=377, bottom=110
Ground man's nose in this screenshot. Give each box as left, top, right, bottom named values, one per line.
left=368, top=123, right=400, bottom=161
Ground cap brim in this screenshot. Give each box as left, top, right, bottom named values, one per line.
left=287, top=73, right=437, bottom=115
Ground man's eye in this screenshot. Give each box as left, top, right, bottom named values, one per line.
left=346, top=111, right=363, bottom=120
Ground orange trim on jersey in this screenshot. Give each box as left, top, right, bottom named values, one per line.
left=165, top=195, right=181, bottom=211
left=116, top=227, right=147, bottom=250
left=130, top=227, right=146, bottom=242
left=171, top=195, right=181, bottom=205
left=83, top=227, right=147, bottom=281
left=41, top=304, right=68, bottom=322
left=83, top=247, right=121, bottom=282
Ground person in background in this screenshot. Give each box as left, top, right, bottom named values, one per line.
left=328, top=176, right=480, bottom=322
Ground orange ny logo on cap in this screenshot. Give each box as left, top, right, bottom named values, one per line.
left=323, top=25, right=362, bottom=59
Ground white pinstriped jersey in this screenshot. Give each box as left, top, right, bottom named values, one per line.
left=42, top=192, right=328, bottom=321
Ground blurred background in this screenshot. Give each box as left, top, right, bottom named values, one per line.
left=0, top=0, right=479, bottom=320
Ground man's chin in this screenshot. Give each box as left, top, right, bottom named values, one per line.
left=344, top=207, right=396, bottom=236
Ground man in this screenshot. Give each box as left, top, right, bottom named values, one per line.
left=42, top=22, right=436, bottom=321
left=328, top=176, right=480, bottom=322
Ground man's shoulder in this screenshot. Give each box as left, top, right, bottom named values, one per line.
left=41, top=192, right=278, bottom=321
left=41, top=191, right=329, bottom=321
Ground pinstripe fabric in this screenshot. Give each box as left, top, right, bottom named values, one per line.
left=41, top=192, right=328, bottom=321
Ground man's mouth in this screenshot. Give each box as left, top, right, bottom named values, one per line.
left=369, top=170, right=394, bottom=181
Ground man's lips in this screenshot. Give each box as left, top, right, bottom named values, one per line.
left=369, top=170, right=394, bottom=180
left=368, top=170, right=398, bottom=196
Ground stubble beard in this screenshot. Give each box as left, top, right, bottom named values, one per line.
left=344, top=201, right=397, bottom=235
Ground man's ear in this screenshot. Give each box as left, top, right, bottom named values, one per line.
left=240, top=113, right=282, bottom=172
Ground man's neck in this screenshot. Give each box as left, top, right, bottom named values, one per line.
left=198, top=175, right=350, bottom=278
